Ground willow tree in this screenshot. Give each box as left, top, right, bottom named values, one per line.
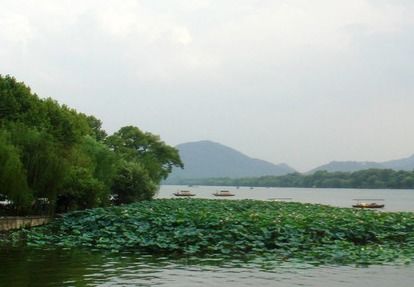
left=0, top=131, right=32, bottom=211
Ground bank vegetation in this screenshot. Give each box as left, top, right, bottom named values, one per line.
left=0, top=75, right=182, bottom=215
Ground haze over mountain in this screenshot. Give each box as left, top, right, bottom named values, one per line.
left=165, top=141, right=295, bottom=183
left=310, top=155, right=414, bottom=173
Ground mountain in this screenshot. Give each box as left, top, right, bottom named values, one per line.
left=310, top=161, right=383, bottom=173
left=383, top=154, right=414, bottom=171
left=165, top=140, right=295, bottom=183
left=310, top=154, right=414, bottom=173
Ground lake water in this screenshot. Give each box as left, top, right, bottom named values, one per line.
left=157, top=185, right=414, bottom=212
left=1, top=248, right=414, bottom=287
left=1, top=186, right=413, bottom=287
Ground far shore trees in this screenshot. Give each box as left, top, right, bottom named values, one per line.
left=175, top=169, right=414, bottom=189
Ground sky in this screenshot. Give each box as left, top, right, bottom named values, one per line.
left=1, top=0, right=414, bottom=172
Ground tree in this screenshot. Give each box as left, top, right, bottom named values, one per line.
left=111, top=161, right=157, bottom=204
left=85, top=115, right=107, bottom=142
left=57, top=166, right=107, bottom=212
left=0, top=131, right=32, bottom=211
left=78, top=136, right=117, bottom=185
left=106, top=126, right=183, bottom=183
left=8, top=123, right=66, bottom=204
left=1, top=75, right=184, bottom=214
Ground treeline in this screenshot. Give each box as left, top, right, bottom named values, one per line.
left=173, top=169, right=414, bottom=189
left=0, top=75, right=182, bottom=215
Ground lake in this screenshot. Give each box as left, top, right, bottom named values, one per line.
left=1, top=186, right=413, bottom=287
left=1, top=247, right=414, bottom=287
left=1, top=247, right=413, bottom=287
left=157, top=185, right=414, bottom=212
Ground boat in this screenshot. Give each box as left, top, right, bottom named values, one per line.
left=352, top=199, right=385, bottom=209
left=352, top=202, right=385, bottom=209
left=173, top=190, right=196, bottom=197
left=213, top=190, right=235, bottom=197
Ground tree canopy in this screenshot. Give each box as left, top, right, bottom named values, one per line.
left=0, top=75, right=182, bottom=215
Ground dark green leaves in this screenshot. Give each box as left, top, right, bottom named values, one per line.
left=0, top=75, right=181, bottom=214
left=15, top=199, right=414, bottom=265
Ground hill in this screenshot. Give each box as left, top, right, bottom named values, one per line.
left=310, top=154, right=414, bottom=173
left=164, top=140, right=295, bottom=184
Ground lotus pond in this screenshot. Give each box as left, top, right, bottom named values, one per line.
left=5, top=199, right=414, bottom=266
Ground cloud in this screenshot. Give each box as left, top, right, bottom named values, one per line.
left=1, top=0, right=413, bottom=170
left=0, top=10, right=34, bottom=53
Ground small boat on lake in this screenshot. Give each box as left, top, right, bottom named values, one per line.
left=213, top=190, right=235, bottom=197
left=173, top=190, right=196, bottom=197
left=352, top=199, right=385, bottom=209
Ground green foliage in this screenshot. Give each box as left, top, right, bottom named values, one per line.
left=15, top=199, right=414, bottom=265
left=85, top=116, right=107, bottom=142
left=106, top=126, right=183, bottom=204
left=8, top=123, right=67, bottom=202
left=178, top=169, right=414, bottom=189
left=0, top=131, right=32, bottom=210
left=57, top=167, right=108, bottom=212
left=106, top=126, right=183, bottom=183
left=0, top=76, right=43, bottom=124
left=111, top=161, right=157, bottom=204
left=0, top=75, right=180, bottom=214
left=79, top=136, right=117, bottom=186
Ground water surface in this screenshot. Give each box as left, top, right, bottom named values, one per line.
left=158, top=185, right=414, bottom=212
left=0, top=248, right=413, bottom=287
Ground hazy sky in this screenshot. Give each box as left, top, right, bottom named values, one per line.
left=1, top=0, right=414, bottom=171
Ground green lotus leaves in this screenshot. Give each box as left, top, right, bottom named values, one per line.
left=8, top=199, right=414, bottom=265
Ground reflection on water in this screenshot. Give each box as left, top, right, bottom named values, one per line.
left=158, top=185, right=414, bottom=212
left=0, top=248, right=413, bottom=287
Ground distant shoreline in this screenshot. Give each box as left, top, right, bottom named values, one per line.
left=165, top=168, right=414, bottom=190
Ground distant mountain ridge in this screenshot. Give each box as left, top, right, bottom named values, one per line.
left=164, top=140, right=414, bottom=183
left=165, top=140, right=295, bottom=183
left=310, top=154, right=414, bottom=173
